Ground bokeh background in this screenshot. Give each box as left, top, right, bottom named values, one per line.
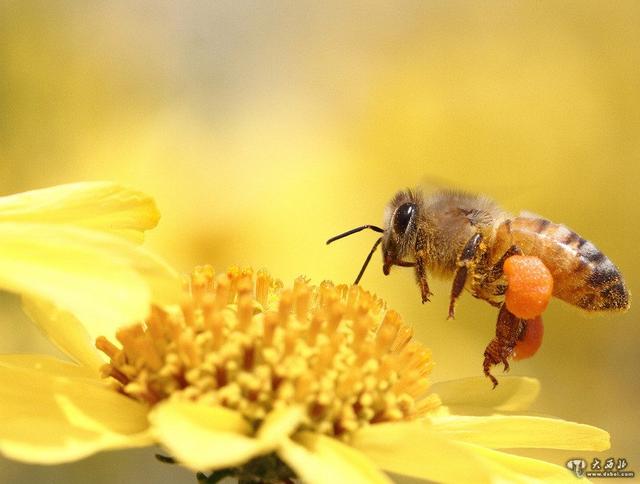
left=1, top=1, right=639, bottom=482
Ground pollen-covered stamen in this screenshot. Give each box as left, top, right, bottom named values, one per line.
left=96, top=266, right=439, bottom=439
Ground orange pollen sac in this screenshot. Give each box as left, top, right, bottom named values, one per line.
left=503, top=255, right=554, bottom=319
left=513, top=315, right=544, bottom=360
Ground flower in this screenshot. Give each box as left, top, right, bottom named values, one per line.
left=1, top=265, right=609, bottom=483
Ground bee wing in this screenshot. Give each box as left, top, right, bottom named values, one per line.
left=418, top=175, right=457, bottom=196
left=419, top=176, right=536, bottom=197
left=518, top=210, right=545, bottom=219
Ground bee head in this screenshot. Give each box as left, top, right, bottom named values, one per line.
left=325, top=189, right=420, bottom=285
left=381, top=190, right=420, bottom=274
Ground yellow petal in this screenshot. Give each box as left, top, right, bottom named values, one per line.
left=0, top=362, right=150, bottom=464
left=22, top=297, right=105, bottom=372
left=431, top=376, right=540, bottom=413
left=0, top=354, right=99, bottom=380
left=353, top=420, right=579, bottom=483
left=459, top=442, right=578, bottom=482
left=431, top=415, right=610, bottom=451
left=278, top=432, right=392, bottom=484
left=0, top=223, right=181, bottom=340
left=148, top=400, right=268, bottom=471
left=0, top=182, right=159, bottom=243
left=257, top=405, right=305, bottom=446
left=352, top=421, right=492, bottom=483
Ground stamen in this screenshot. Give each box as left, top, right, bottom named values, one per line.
left=237, top=293, right=253, bottom=331
left=95, top=268, right=437, bottom=439
left=96, top=336, right=119, bottom=360
left=256, top=269, right=271, bottom=308
left=215, top=274, right=230, bottom=309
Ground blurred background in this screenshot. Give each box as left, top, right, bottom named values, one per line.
left=1, top=1, right=638, bottom=482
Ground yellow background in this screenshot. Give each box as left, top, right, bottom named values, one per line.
left=1, top=2, right=638, bottom=482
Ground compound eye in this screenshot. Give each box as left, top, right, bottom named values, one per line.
left=393, top=203, right=416, bottom=234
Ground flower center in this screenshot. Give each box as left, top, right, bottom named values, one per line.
left=96, top=266, right=439, bottom=438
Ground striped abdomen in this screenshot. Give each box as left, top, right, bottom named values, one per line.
left=494, top=217, right=630, bottom=312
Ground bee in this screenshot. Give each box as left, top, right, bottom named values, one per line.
left=327, top=188, right=630, bottom=386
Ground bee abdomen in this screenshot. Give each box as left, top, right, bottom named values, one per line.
left=498, top=217, right=630, bottom=312
left=577, top=241, right=629, bottom=311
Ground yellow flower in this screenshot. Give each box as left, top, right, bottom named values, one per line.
left=0, top=182, right=182, bottom=347
left=0, top=265, right=608, bottom=483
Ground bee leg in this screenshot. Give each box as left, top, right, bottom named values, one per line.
left=488, top=297, right=504, bottom=308
left=415, top=249, right=433, bottom=303
left=482, top=304, right=526, bottom=388
left=477, top=245, right=522, bottom=304
left=448, top=267, right=468, bottom=319
left=485, top=245, right=522, bottom=284
left=448, top=233, right=483, bottom=319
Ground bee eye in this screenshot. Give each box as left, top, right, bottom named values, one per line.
left=393, top=203, right=416, bottom=234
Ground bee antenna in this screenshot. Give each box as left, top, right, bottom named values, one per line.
left=354, top=237, right=383, bottom=284
left=326, top=225, right=384, bottom=245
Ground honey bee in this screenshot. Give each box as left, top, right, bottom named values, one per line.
left=327, top=188, right=630, bottom=386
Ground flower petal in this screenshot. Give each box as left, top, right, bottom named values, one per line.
left=257, top=405, right=306, bottom=446
left=148, top=400, right=268, bottom=471
left=0, top=223, right=181, bottom=340
left=352, top=421, right=492, bottom=483
left=459, top=442, right=578, bottom=482
left=0, top=361, right=150, bottom=464
left=22, top=297, right=105, bottom=372
left=0, top=182, right=159, bottom=243
left=353, top=420, right=578, bottom=483
left=431, top=415, right=610, bottom=451
left=278, top=432, right=392, bottom=484
left=431, top=376, right=540, bottom=413
left=0, top=354, right=99, bottom=380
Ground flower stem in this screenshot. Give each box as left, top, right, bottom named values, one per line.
left=194, top=453, right=296, bottom=484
